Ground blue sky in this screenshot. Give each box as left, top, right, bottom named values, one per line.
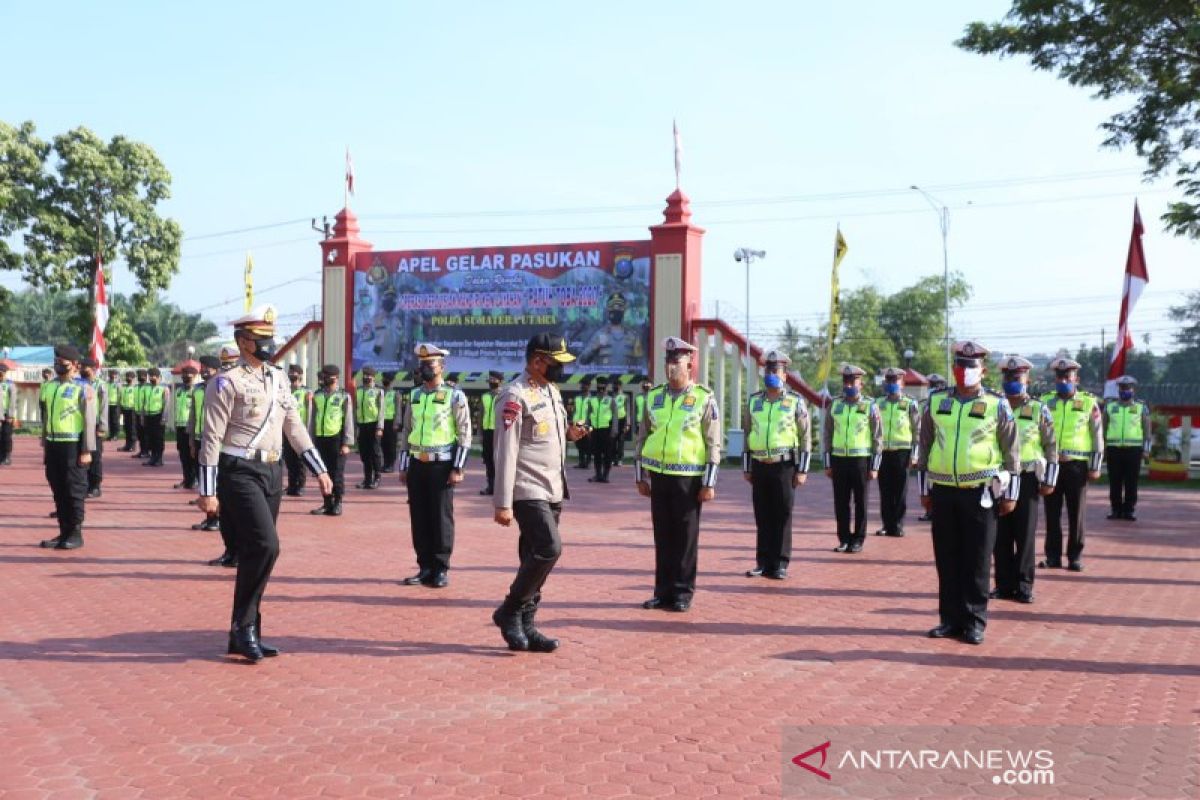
left=2, top=0, right=1195, bottom=359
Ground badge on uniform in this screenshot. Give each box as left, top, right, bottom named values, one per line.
left=937, top=397, right=953, bottom=415
left=1073, top=399, right=1084, bottom=412
left=682, top=394, right=696, bottom=410
left=502, top=400, right=521, bottom=430
left=969, top=400, right=987, bottom=419
left=435, top=390, right=447, bottom=403
left=536, top=421, right=549, bottom=436
left=1020, top=405, right=1034, bottom=419
left=62, top=387, right=75, bottom=399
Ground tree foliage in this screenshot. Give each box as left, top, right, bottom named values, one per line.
left=958, top=2, right=1200, bottom=237
left=1166, top=290, right=1200, bottom=382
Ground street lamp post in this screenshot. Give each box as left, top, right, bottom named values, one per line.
left=910, top=186, right=951, bottom=376
left=733, top=247, right=766, bottom=343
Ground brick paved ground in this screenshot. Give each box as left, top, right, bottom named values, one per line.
left=0, top=436, right=1196, bottom=798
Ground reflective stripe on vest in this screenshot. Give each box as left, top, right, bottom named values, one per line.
left=45, top=382, right=85, bottom=441
left=747, top=392, right=799, bottom=457
left=881, top=397, right=913, bottom=450
left=830, top=400, right=872, bottom=457
left=639, top=385, right=711, bottom=475
left=1105, top=401, right=1144, bottom=447
left=408, top=387, right=456, bottom=450
left=926, top=392, right=1002, bottom=487
left=312, top=392, right=347, bottom=437
left=481, top=392, right=496, bottom=431
left=1050, top=393, right=1097, bottom=459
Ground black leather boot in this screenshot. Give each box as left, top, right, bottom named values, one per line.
left=329, top=495, right=343, bottom=516
left=521, top=607, right=559, bottom=653
left=492, top=606, right=529, bottom=651
left=311, top=497, right=332, bottom=515
left=254, top=614, right=279, bottom=657
left=228, top=622, right=264, bottom=662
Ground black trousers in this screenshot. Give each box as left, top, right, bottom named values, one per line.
left=994, top=471, right=1039, bottom=596
left=314, top=435, right=345, bottom=498
left=931, top=483, right=997, bottom=631
left=613, top=420, right=627, bottom=464
left=0, top=419, right=12, bottom=463
left=381, top=418, right=397, bottom=470
left=87, top=437, right=103, bottom=492
left=751, top=460, right=795, bottom=571
left=145, top=413, right=165, bottom=461
left=878, top=449, right=911, bottom=534
left=216, top=454, right=283, bottom=628
left=176, top=427, right=196, bottom=487
left=45, top=440, right=87, bottom=538
left=592, top=429, right=612, bottom=481
left=481, top=429, right=495, bottom=491
left=830, top=456, right=870, bottom=545
left=1044, top=460, right=1089, bottom=564
left=357, top=425, right=382, bottom=485
left=122, top=410, right=135, bottom=449
left=135, top=412, right=147, bottom=454
left=502, top=500, right=563, bottom=612
left=1106, top=446, right=1142, bottom=515
left=107, top=404, right=121, bottom=440
left=649, top=472, right=703, bottom=603
left=407, top=459, right=455, bottom=572
left=282, top=439, right=306, bottom=491
left=576, top=429, right=590, bottom=467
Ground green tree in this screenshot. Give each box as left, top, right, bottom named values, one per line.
left=119, top=295, right=217, bottom=364
left=0, top=121, right=48, bottom=272
left=103, top=308, right=147, bottom=365
left=1166, top=290, right=1200, bottom=382
left=879, top=273, right=972, bottom=375
left=832, top=286, right=899, bottom=381
left=957, top=2, right=1200, bottom=237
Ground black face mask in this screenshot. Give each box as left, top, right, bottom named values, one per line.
left=607, top=310, right=624, bottom=324
left=488, top=381, right=501, bottom=390
left=381, top=296, right=397, bottom=312
left=322, top=377, right=336, bottom=388
left=418, top=364, right=437, bottom=382
left=544, top=362, right=565, bottom=383
left=53, top=363, right=69, bottom=376
left=251, top=337, right=276, bottom=361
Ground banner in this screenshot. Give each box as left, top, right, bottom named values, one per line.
left=351, top=240, right=652, bottom=374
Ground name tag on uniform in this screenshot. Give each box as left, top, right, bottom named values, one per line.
left=63, top=387, right=75, bottom=399
left=937, top=398, right=954, bottom=415
left=1020, top=405, right=1034, bottom=419
left=651, top=393, right=665, bottom=409
left=752, top=397, right=764, bottom=412
left=969, top=401, right=988, bottom=418
left=1073, top=399, right=1084, bottom=411
left=781, top=398, right=793, bottom=411
left=434, top=390, right=447, bottom=403
left=682, top=395, right=696, bottom=409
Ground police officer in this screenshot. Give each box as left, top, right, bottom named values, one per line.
left=398, top=344, right=472, bottom=588
left=916, top=373, right=948, bottom=523
left=380, top=371, right=400, bottom=473
left=196, top=305, right=332, bottom=662
left=572, top=379, right=594, bottom=468
left=875, top=367, right=919, bottom=538
left=0, top=363, right=16, bottom=466
left=106, top=369, right=122, bottom=440
left=479, top=370, right=503, bottom=495
left=118, top=371, right=137, bottom=451
left=1103, top=375, right=1151, bottom=521
left=133, top=368, right=149, bottom=458
left=309, top=364, right=354, bottom=516
left=1039, top=357, right=1103, bottom=572
left=491, top=333, right=590, bottom=651
left=822, top=364, right=883, bottom=553
left=79, top=357, right=107, bottom=498
left=635, top=337, right=722, bottom=612
left=634, top=378, right=652, bottom=441
left=174, top=365, right=198, bottom=490
left=39, top=345, right=97, bottom=550
left=284, top=364, right=311, bottom=496
left=38, top=366, right=55, bottom=432
left=742, top=350, right=811, bottom=580
left=142, top=367, right=170, bottom=467
left=354, top=366, right=385, bottom=489
left=992, top=356, right=1058, bottom=604
left=611, top=379, right=629, bottom=467
left=191, top=356, right=226, bottom=538
left=917, top=341, right=1020, bottom=645
left=588, top=375, right=618, bottom=483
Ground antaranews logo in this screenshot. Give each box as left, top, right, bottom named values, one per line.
left=791, top=740, right=832, bottom=780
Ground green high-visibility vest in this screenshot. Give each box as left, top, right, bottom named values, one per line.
left=0, top=380, right=11, bottom=413
left=145, top=385, right=166, bottom=414
left=45, top=381, right=85, bottom=441
left=573, top=394, right=593, bottom=424
left=312, top=391, right=348, bottom=437
left=383, top=390, right=397, bottom=421
left=639, top=384, right=712, bottom=475
left=355, top=387, right=381, bottom=424
left=292, top=388, right=310, bottom=426
left=40, top=381, right=57, bottom=408
left=591, top=396, right=615, bottom=428
left=1046, top=392, right=1098, bottom=459
left=829, top=400, right=873, bottom=457
left=614, top=394, right=627, bottom=420
left=880, top=396, right=914, bottom=449
left=192, top=383, right=206, bottom=437
left=408, top=387, right=457, bottom=449
left=175, top=386, right=193, bottom=426
left=1105, top=401, right=1145, bottom=447
left=481, top=392, right=496, bottom=432
left=634, top=394, right=645, bottom=423
left=747, top=391, right=801, bottom=456
left=1014, top=399, right=1047, bottom=466
left=926, top=392, right=1003, bottom=487
left=120, top=384, right=137, bottom=409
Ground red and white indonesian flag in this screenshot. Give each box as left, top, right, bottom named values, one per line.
left=90, top=253, right=108, bottom=366
left=1105, top=202, right=1150, bottom=397
left=345, top=146, right=355, bottom=197
left=673, top=120, right=682, bottom=188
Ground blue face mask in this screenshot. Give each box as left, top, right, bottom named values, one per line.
left=883, top=381, right=900, bottom=395
left=843, top=385, right=859, bottom=399
left=1119, top=389, right=1134, bottom=401
left=1056, top=380, right=1075, bottom=394
left=763, top=373, right=782, bottom=389
left=1002, top=380, right=1025, bottom=396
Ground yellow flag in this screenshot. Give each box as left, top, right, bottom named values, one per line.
left=244, top=253, right=254, bottom=312
left=816, top=228, right=848, bottom=385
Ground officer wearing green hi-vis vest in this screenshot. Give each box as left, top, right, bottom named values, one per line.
left=634, top=337, right=723, bottom=613
left=118, top=370, right=138, bottom=451
left=822, top=364, right=884, bottom=553
left=173, top=365, right=199, bottom=490
left=353, top=366, right=385, bottom=489
left=1038, top=356, right=1103, bottom=572
left=141, top=368, right=170, bottom=467
left=588, top=375, right=618, bottom=483
left=1103, top=375, right=1151, bottom=522
left=309, top=364, right=354, bottom=516
left=875, top=366, right=920, bottom=538
left=284, top=364, right=312, bottom=497
left=380, top=371, right=401, bottom=474
left=479, top=370, right=503, bottom=496
left=39, top=344, right=97, bottom=550
left=917, top=341, right=1020, bottom=646
left=0, top=362, right=14, bottom=467
left=572, top=378, right=595, bottom=469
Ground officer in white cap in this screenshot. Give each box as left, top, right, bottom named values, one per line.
left=993, top=355, right=1058, bottom=604
left=875, top=366, right=920, bottom=538
left=398, top=343, right=472, bottom=588
left=742, top=350, right=810, bottom=579
left=822, top=364, right=883, bottom=553
left=1102, top=375, right=1150, bottom=521
left=1038, top=356, right=1102, bottom=572
left=634, top=337, right=722, bottom=612
left=916, top=341, right=1020, bottom=645
left=197, top=304, right=333, bottom=662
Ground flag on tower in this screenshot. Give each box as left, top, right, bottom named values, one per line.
left=816, top=227, right=848, bottom=385
left=244, top=253, right=254, bottom=312
left=346, top=147, right=355, bottom=198
left=90, top=252, right=108, bottom=366
left=673, top=120, right=682, bottom=189
left=1105, top=202, right=1150, bottom=397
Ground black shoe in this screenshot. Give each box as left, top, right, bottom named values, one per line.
left=833, top=543, right=849, bottom=553
left=228, top=630, right=279, bottom=658
left=401, top=569, right=433, bottom=586
left=381, top=467, right=394, bottom=473
left=174, top=481, right=190, bottom=489
left=587, top=477, right=598, bottom=482
left=928, top=624, right=961, bottom=639
left=917, top=512, right=933, bottom=522
left=49, top=511, right=58, bottom=518
left=521, top=608, right=559, bottom=653
left=311, top=500, right=332, bottom=515
left=847, top=543, right=863, bottom=553
left=1125, top=512, right=1137, bottom=522
left=207, top=552, right=237, bottom=567
left=86, top=488, right=102, bottom=499
left=765, top=568, right=788, bottom=580
left=1067, top=561, right=1083, bottom=572
left=355, top=481, right=370, bottom=489
left=886, top=528, right=906, bottom=538
left=192, top=518, right=220, bottom=532
left=479, top=488, right=493, bottom=495
left=228, top=624, right=264, bottom=663
left=874, top=528, right=887, bottom=537
left=56, top=535, right=83, bottom=550
left=40, top=536, right=64, bottom=549
left=961, top=627, right=985, bottom=645
left=1037, top=560, right=1061, bottom=569
left=368, top=479, right=381, bottom=490
left=492, top=607, right=529, bottom=651
left=430, top=571, right=449, bottom=588
left=329, top=499, right=343, bottom=516
left=1106, top=511, right=1122, bottom=520
left=988, top=588, right=1012, bottom=600
left=641, top=597, right=667, bottom=610
left=1014, top=592, right=1035, bottom=604
left=285, top=488, right=300, bottom=497
left=745, top=567, right=764, bottom=577
left=669, top=599, right=691, bottom=612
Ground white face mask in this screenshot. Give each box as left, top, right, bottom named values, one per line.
left=961, top=367, right=983, bottom=387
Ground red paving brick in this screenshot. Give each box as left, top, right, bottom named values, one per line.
left=0, top=436, right=1197, bottom=798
